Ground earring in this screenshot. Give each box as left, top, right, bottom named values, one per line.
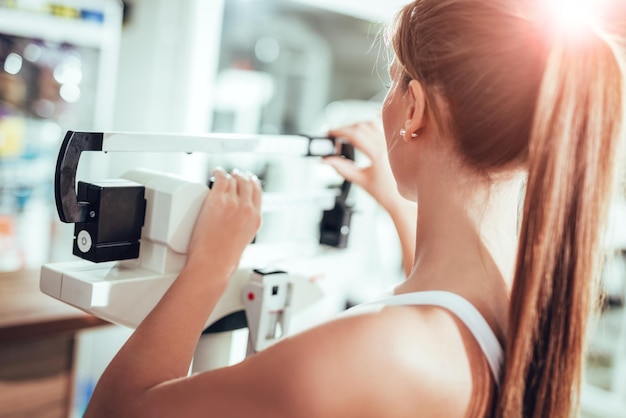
left=399, top=128, right=418, bottom=138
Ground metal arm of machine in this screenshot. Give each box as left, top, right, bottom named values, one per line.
left=55, top=130, right=341, bottom=223
left=54, top=130, right=353, bottom=262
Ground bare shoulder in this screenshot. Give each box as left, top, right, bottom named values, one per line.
left=139, top=305, right=486, bottom=418
left=235, top=305, right=478, bottom=417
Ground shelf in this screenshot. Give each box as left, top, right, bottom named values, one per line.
left=0, top=7, right=118, bottom=48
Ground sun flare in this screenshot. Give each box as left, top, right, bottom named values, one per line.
left=543, top=0, right=610, bottom=30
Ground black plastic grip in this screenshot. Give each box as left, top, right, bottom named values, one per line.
left=55, top=131, right=104, bottom=223
left=319, top=139, right=355, bottom=249
left=337, top=141, right=355, bottom=199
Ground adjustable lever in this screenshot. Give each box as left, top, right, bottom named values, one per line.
left=319, top=140, right=355, bottom=248
left=55, top=131, right=104, bottom=223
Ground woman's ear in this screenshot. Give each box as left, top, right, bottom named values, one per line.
left=403, top=79, right=427, bottom=139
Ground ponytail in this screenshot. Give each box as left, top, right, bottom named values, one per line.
left=390, top=1, right=625, bottom=414
left=497, top=29, right=625, bottom=417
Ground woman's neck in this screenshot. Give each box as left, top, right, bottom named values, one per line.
left=401, top=164, right=524, bottom=297
left=393, top=161, right=523, bottom=343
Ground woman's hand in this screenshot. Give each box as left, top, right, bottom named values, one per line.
left=185, top=168, right=262, bottom=281
left=325, top=120, right=417, bottom=277
left=324, top=120, right=400, bottom=211
left=85, top=168, right=262, bottom=418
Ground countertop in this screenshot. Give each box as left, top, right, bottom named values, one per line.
left=0, top=268, right=108, bottom=342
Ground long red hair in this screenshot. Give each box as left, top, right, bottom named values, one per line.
left=391, top=0, right=625, bottom=416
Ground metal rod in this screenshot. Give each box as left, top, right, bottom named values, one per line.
left=101, top=132, right=336, bottom=156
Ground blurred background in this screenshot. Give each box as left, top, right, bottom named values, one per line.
left=0, top=0, right=625, bottom=417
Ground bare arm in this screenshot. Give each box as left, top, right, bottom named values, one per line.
left=84, top=168, right=262, bottom=417
left=325, top=121, right=417, bottom=277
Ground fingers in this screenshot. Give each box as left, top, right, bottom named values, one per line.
left=251, top=174, right=262, bottom=208
left=328, top=120, right=384, bottom=161
left=212, top=168, right=262, bottom=208
left=329, top=125, right=367, bottom=153
left=211, top=167, right=235, bottom=193
left=188, top=168, right=262, bottom=274
left=323, top=155, right=365, bottom=185
left=231, top=168, right=251, bottom=197
left=231, top=170, right=262, bottom=207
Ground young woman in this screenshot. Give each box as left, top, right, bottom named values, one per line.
left=84, top=0, right=625, bottom=416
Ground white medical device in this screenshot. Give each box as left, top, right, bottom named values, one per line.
left=40, top=130, right=354, bottom=370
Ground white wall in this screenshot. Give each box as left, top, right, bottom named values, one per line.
left=113, top=0, right=223, bottom=132
left=107, top=0, right=224, bottom=180
left=289, top=0, right=407, bottom=22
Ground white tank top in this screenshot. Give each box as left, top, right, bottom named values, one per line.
left=352, top=290, right=503, bottom=385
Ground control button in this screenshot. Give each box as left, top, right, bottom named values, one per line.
left=77, top=230, right=92, bottom=253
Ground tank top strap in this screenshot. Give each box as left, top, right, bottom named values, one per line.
left=363, top=290, right=503, bottom=385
